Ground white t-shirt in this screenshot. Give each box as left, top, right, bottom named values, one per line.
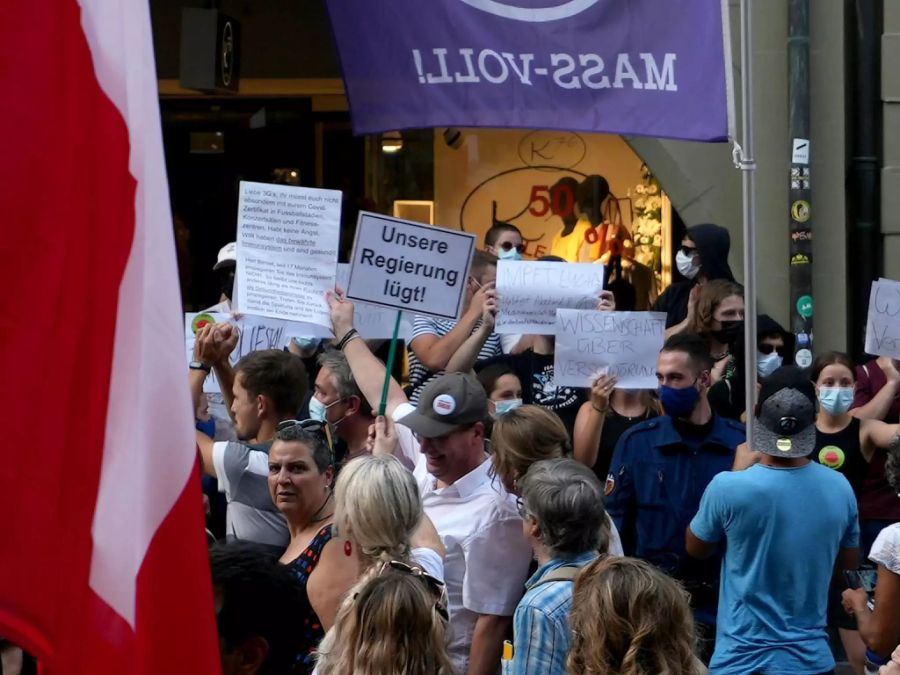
left=869, top=522, right=900, bottom=573
left=391, top=405, right=531, bottom=673
left=392, top=404, right=624, bottom=557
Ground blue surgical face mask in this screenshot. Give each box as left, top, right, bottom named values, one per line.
left=497, top=247, right=523, bottom=261
left=309, top=396, right=343, bottom=424
left=818, top=387, right=854, bottom=415
left=492, top=398, right=523, bottom=417
left=659, top=382, right=701, bottom=418
left=293, top=336, right=321, bottom=351
left=757, top=351, right=783, bottom=379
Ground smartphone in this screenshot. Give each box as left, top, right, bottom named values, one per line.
left=844, top=568, right=877, bottom=593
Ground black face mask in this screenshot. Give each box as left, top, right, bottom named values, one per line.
left=219, top=269, right=235, bottom=301
left=712, top=319, right=743, bottom=345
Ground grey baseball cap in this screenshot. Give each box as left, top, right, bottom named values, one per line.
left=752, top=366, right=818, bottom=458
left=397, top=372, right=488, bottom=438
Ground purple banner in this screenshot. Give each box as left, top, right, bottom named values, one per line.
left=326, top=0, right=734, bottom=142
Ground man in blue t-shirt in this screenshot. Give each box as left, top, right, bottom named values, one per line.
left=687, top=366, right=860, bottom=675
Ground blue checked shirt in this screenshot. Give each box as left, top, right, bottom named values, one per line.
left=510, top=551, right=598, bottom=675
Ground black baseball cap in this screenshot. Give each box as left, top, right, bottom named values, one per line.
left=753, top=366, right=817, bottom=458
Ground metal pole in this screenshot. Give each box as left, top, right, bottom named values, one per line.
left=788, top=0, right=813, bottom=369
left=739, top=0, right=758, bottom=449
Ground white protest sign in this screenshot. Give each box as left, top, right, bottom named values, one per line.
left=865, top=279, right=900, bottom=359
left=495, top=261, right=605, bottom=335
left=346, top=212, right=476, bottom=320
left=234, top=181, right=341, bottom=329
left=336, top=264, right=413, bottom=340
left=553, top=310, right=666, bottom=388
left=185, top=312, right=296, bottom=393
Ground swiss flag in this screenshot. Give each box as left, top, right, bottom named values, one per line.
left=0, top=0, right=220, bottom=673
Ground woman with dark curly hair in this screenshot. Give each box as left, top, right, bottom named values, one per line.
left=567, top=556, right=706, bottom=675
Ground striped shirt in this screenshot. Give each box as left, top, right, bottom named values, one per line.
left=408, top=315, right=502, bottom=404
left=511, top=552, right=598, bottom=675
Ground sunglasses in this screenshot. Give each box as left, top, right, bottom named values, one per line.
left=275, top=418, right=335, bottom=461
left=499, top=242, right=527, bottom=253
left=680, top=244, right=697, bottom=257
left=387, top=560, right=449, bottom=620
left=758, top=344, right=787, bottom=357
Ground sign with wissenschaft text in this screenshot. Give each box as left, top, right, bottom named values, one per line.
left=346, top=212, right=476, bottom=320
left=553, top=309, right=666, bottom=388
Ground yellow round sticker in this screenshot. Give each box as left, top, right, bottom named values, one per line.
left=776, top=438, right=792, bottom=453
left=818, top=445, right=845, bottom=469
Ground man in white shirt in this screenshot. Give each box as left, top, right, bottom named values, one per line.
left=327, top=291, right=532, bottom=675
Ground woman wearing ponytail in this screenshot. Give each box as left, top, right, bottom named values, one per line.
left=308, top=454, right=445, bottom=633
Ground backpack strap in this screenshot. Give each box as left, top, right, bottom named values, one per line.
left=531, top=565, right=582, bottom=588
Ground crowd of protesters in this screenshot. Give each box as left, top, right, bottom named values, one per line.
left=158, top=220, right=900, bottom=675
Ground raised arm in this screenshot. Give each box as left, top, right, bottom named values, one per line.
left=573, top=374, right=616, bottom=470
left=852, top=358, right=900, bottom=421
left=327, top=290, right=407, bottom=417
left=445, top=287, right=497, bottom=373
left=861, top=420, right=900, bottom=463
left=410, top=281, right=492, bottom=372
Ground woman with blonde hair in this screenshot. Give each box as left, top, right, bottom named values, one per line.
left=568, top=556, right=706, bottom=675
left=315, top=562, right=454, bottom=675
left=490, top=405, right=622, bottom=555
left=308, top=454, right=444, bottom=630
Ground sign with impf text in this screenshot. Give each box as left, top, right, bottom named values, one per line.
left=234, top=181, right=341, bottom=331
left=496, top=260, right=604, bottom=335
left=346, top=212, right=476, bottom=320
left=553, top=310, right=666, bottom=388
left=865, top=279, right=900, bottom=359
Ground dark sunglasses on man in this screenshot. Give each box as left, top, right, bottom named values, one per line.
left=680, top=244, right=697, bottom=257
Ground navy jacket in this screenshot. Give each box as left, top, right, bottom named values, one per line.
left=606, top=414, right=745, bottom=582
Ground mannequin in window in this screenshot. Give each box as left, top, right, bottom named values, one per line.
left=598, top=225, right=658, bottom=311
left=550, top=175, right=609, bottom=263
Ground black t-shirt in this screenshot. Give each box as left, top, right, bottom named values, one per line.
left=476, top=350, right=586, bottom=438
left=592, top=407, right=658, bottom=481
left=812, top=417, right=868, bottom=495
left=652, top=281, right=694, bottom=329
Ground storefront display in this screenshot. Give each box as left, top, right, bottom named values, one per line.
left=432, top=127, right=673, bottom=308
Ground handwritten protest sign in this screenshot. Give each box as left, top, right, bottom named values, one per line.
left=495, top=261, right=604, bottom=335
left=865, top=279, right=900, bottom=359
left=553, top=310, right=666, bottom=388
left=346, top=212, right=476, bottom=320
left=234, top=181, right=341, bottom=329
left=336, top=264, right=413, bottom=340
left=185, top=312, right=295, bottom=393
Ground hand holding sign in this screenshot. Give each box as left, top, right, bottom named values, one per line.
left=588, top=373, right=618, bottom=412
left=326, top=288, right=356, bottom=343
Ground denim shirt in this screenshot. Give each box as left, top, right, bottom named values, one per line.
left=510, top=551, right=598, bottom=675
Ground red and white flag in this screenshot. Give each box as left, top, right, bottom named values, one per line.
left=0, top=0, right=220, bottom=673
